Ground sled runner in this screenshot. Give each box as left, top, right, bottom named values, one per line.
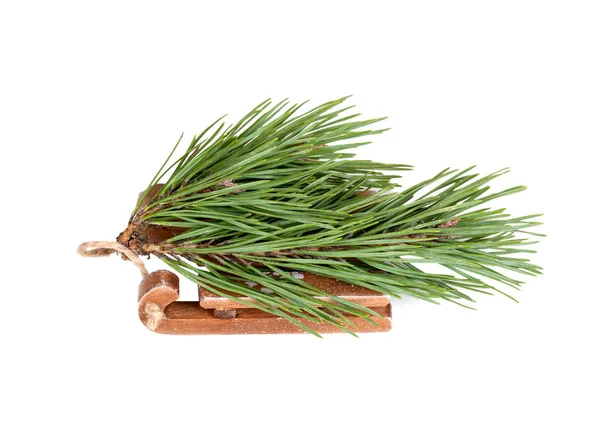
left=138, top=269, right=392, bottom=334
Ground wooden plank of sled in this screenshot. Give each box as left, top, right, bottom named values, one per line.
left=138, top=270, right=392, bottom=335
left=199, top=271, right=390, bottom=311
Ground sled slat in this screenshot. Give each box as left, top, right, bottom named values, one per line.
left=199, top=271, right=390, bottom=310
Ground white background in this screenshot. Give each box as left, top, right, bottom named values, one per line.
left=1, top=1, right=598, bottom=428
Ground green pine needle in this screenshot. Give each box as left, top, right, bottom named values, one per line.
left=119, top=97, right=543, bottom=335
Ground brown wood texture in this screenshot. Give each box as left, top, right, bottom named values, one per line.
left=138, top=270, right=392, bottom=335
left=199, top=271, right=390, bottom=310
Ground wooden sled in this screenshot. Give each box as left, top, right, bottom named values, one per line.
left=138, top=270, right=392, bottom=335
left=127, top=185, right=392, bottom=334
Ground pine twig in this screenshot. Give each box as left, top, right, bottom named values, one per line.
left=115, top=97, right=542, bottom=334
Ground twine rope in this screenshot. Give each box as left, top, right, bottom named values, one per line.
left=77, top=241, right=149, bottom=278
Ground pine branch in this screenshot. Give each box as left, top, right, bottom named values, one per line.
left=117, top=97, right=543, bottom=334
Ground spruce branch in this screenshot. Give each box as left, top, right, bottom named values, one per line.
left=117, top=97, right=543, bottom=334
